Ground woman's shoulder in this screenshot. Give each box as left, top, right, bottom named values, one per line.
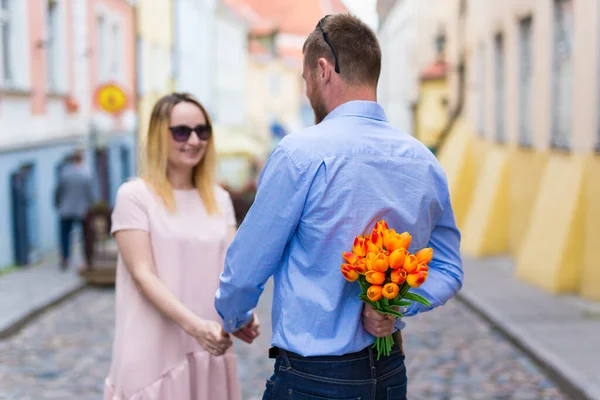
left=116, top=178, right=151, bottom=200
left=215, top=184, right=230, bottom=200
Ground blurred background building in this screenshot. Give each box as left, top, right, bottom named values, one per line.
left=0, top=0, right=136, bottom=268
left=1, top=0, right=598, bottom=305
left=0, top=0, right=352, bottom=270
left=378, top=0, right=599, bottom=301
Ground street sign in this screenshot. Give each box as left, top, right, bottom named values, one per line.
left=95, top=83, right=127, bottom=114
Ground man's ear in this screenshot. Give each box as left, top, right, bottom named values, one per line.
left=317, top=57, right=332, bottom=84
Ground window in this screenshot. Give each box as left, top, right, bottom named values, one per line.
left=96, top=14, right=107, bottom=82
left=519, top=17, right=533, bottom=146
left=494, top=33, right=505, bottom=143
left=111, top=22, right=121, bottom=78
left=46, top=0, right=59, bottom=90
left=0, top=0, right=13, bottom=83
left=551, top=0, right=573, bottom=149
left=476, top=45, right=485, bottom=137
left=136, top=37, right=143, bottom=96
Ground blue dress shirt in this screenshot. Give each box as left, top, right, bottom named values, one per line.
left=215, top=100, right=463, bottom=357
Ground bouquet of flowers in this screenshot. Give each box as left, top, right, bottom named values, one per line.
left=340, top=220, right=431, bottom=359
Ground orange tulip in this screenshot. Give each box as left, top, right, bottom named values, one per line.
left=406, top=271, right=428, bottom=288
left=353, top=236, right=366, bottom=257
left=372, top=252, right=389, bottom=272
left=365, top=237, right=380, bottom=254
left=398, top=232, right=412, bottom=250
left=390, top=268, right=407, bottom=285
left=415, top=248, right=433, bottom=264
left=341, top=264, right=359, bottom=282
left=375, top=219, right=388, bottom=233
left=382, top=283, right=400, bottom=300
left=363, top=252, right=376, bottom=271
left=415, top=262, right=429, bottom=273
left=403, top=254, right=419, bottom=274
left=370, top=230, right=383, bottom=249
left=389, top=248, right=407, bottom=269
left=367, top=285, right=383, bottom=302
left=365, top=270, right=386, bottom=285
left=354, top=259, right=368, bottom=274
left=342, top=252, right=360, bottom=266
left=382, top=229, right=397, bottom=250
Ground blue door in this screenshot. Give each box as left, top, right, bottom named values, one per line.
left=120, top=145, right=131, bottom=183
left=10, top=164, right=39, bottom=266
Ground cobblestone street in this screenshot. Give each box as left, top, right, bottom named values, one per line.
left=0, top=284, right=567, bottom=400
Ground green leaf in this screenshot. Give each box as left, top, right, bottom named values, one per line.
left=404, top=292, right=431, bottom=306
left=358, top=278, right=367, bottom=292
left=383, top=309, right=403, bottom=318
left=382, top=298, right=389, bottom=308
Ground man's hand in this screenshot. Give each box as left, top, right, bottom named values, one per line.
left=362, top=304, right=396, bottom=337
left=233, top=312, right=260, bottom=344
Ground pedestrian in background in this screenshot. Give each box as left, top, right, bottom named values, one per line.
left=54, top=149, right=96, bottom=270
left=104, top=93, right=256, bottom=400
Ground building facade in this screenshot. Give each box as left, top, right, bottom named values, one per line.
left=135, top=0, right=173, bottom=147
left=0, top=0, right=136, bottom=269
left=377, top=0, right=451, bottom=135
left=418, top=0, right=600, bottom=301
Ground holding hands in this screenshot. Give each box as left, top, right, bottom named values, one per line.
left=188, top=318, right=233, bottom=357
left=233, top=312, right=261, bottom=344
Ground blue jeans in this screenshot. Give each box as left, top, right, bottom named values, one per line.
left=59, top=217, right=83, bottom=262
left=263, top=345, right=407, bottom=400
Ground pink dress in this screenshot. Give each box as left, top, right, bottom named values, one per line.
left=104, top=179, right=241, bottom=400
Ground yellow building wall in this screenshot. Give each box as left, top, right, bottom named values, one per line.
left=581, top=155, right=600, bottom=300
left=416, top=79, right=448, bottom=148
left=516, top=154, right=586, bottom=293
left=434, top=0, right=599, bottom=300
left=437, top=119, right=477, bottom=228
left=508, top=148, right=548, bottom=255
left=461, top=144, right=510, bottom=256
left=135, top=0, right=174, bottom=143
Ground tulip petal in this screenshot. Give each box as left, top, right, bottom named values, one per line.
left=415, top=248, right=433, bottom=264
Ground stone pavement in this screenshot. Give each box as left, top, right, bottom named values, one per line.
left=0, top=279, right=569, bottom=399
left=459, top=256, right=600, bottom=400
left=0, top=256, right=85, bottom=339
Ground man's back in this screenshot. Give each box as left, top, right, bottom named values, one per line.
left=216, top=101, right=462, bottom=356
left=56, top=163, right=95, bottom=219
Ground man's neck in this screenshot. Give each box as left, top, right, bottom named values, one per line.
left=327, top=86, right=377, bottom=113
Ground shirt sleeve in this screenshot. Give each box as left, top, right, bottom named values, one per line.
left=215, top=145, right=308, bottom=332
left=111, top=182, right=150, bottom=234
left=403, top=173, right=463, bottom=317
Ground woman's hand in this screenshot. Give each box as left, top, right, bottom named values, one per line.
left=188, top=318, right=233, bottom=357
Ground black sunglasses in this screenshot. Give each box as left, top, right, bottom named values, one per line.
left=317, top=15, right=340, bottom=74
left=168, top=124, right=212, bottom=142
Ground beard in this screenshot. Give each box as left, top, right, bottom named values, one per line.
left=309, top=88, right=328, bottom=124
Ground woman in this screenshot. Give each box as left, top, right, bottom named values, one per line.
left=104, top=93, right=251, bottom=399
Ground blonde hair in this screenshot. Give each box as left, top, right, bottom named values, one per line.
left=138, top=92, right=220, bottom=214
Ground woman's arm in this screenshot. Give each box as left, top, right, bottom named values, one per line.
left=115, top=229, right=232, bottom=356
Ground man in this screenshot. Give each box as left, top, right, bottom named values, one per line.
left=215, top=13, right=463, bottom=399
left=54, top=149, right=96, bottom=269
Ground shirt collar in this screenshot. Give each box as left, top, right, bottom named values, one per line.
left=322, top=100, right=388, bottom=123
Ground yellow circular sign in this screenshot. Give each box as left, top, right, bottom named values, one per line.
left=96, top=84, right=127, bottom=114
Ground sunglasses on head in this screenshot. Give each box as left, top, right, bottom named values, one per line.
left=317, top=15, right=340, bottom=74
left=168, top=124, right=212, bottom=142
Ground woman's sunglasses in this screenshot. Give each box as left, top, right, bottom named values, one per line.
left=168, top=124, right=212, bottom=142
